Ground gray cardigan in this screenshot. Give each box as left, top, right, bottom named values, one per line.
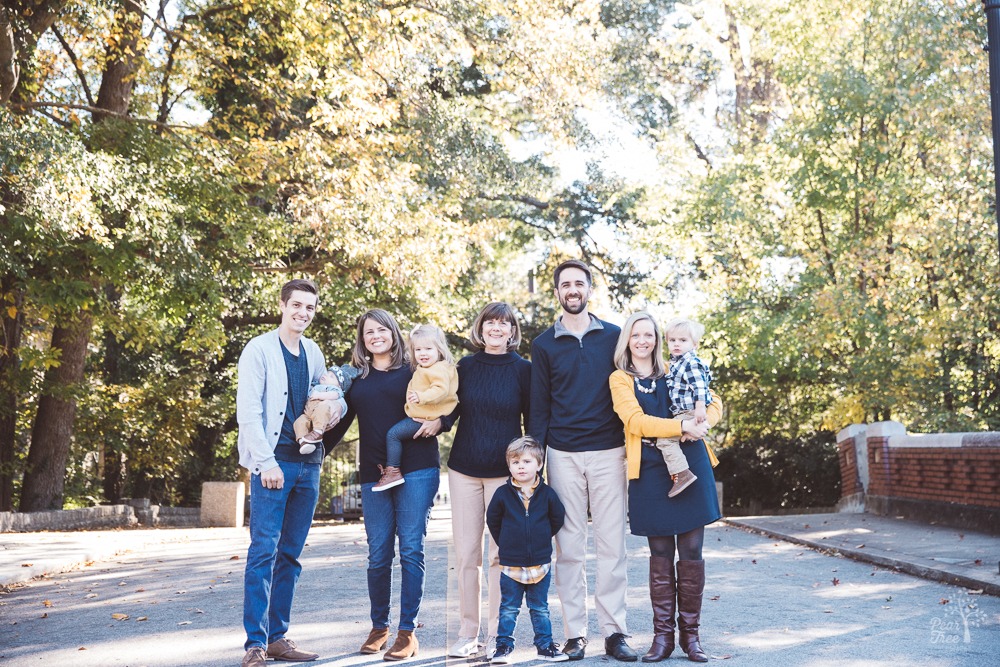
left=236, top=329, right=326, bottom=473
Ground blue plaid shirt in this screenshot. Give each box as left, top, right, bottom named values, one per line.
left=666, top=350, right=713, bottom=415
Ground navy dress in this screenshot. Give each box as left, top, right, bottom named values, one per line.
left=627, top=377, right=722, bottom=536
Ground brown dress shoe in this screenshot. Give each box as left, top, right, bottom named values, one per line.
left=267, top=638, right=319, bottom=662
left=241, top=646, right=267, bottom=667
left=360, top=627, right=391, bottom=654
left=383, top=629, right=419, bottom=661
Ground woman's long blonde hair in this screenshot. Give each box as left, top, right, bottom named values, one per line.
left=613, top=311, right=667, bottom=378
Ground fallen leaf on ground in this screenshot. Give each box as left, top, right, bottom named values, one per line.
left=85, top=593, right=98, bottom=599
left=21, top=563, right=32, bottom=567
left=974, top=559, right=982, bottom=566
left=178, top=620, right=192, bottom=625
left=831, top=578, right=840, bottom=586
left=855, top=544, right=865, bottom=549
left=112, top=613, right=129, bottom=621
left=135, top=588, right=145, bottom=592
left=40, top=613, right=47, bottom=619
left=229, top=555, right=240, bottom=561
left=940, top=599, right=949, bottom=605
left=137, top=616, right=148, bottom=622
left=42, top=600, right=52, bottom=607
left=709, top=595, right=720, bottom=601
left=78, top=647, right=86, bottom=651
left=710, top=655, right=733, bottom=660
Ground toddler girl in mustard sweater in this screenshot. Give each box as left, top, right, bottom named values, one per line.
left=374, top=324, right=458, bottom=491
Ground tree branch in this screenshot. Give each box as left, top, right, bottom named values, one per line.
left=52, top=25, right=94, bottom=107
left=685, top=132, right=712, bottom=170
left=10, top=100, right=216, bottom=137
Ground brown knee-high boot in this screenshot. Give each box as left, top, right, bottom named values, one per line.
left=676, top=560, right=708, bottom=663
left=642, top=555, right=676, bottom=662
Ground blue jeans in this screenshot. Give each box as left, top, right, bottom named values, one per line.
left=385, top=418, right=421, bottom=467
left=497, top=570, right=554, bottom=649
left=361, top=466, right=439, bottom=631
left=243, top=461, right=320, bottom=650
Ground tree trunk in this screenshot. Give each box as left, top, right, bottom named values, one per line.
left=0, top=274, right=25, bottom=511
left=18, top=0, right=142, bottom=511
left=19, top=314, right=92, bottom=511
left=0, top=7, right=18, bottom=104
left=100, top=285, right=127, bottom=503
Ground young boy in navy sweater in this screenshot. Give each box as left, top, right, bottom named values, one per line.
left=486, top=436, right=568, bottom=663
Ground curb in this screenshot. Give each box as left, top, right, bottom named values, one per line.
left=723, top=518, right=1000, bottom=597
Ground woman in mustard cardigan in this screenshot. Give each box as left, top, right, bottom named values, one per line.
left=609, top=312, right=723, bottom=664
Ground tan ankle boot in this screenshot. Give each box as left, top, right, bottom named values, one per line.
left=668, top=469, right=697, bottom=498
left=373, top=465, right=405, bottom=492
left=360, top=627, right=390, bottom=654
left=383, top=629, right=418, bottom=661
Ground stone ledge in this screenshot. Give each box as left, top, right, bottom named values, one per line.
left=0, top=506, right=137, bottom=532
left=1, top=504, right=202, bottom=532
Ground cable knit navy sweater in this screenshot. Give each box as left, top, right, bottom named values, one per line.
left=443, top=351, right=531, bottom=479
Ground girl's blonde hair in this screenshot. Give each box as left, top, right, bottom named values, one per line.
left=613, top=311, right=667, bottom=378
left=351, top=309, right=407, bottom=378
left=407, top=324, right=454, bottom=370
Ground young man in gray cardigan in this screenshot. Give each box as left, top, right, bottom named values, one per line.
left=237, top=278, right=332, bottom=667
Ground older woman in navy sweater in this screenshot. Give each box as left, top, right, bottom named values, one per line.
left=442, top=302, right=531, bottom=658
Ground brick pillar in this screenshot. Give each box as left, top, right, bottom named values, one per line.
left=836, top=424, right=867, bottom=511
left=865, top=421, right=906, bottom=516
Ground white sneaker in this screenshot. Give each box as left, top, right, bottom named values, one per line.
left=448, top=636, right=480, bottom=658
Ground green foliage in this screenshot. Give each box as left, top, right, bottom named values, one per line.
left=715, top=431, right=841, bottom=511
left=2, top=0, right=998, bottom=510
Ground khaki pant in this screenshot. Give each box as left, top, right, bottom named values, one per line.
left=655, top=408, right=695, bottom=475
left=292, top=397, right=336, bottom=441
left=449, top=470, right=506, bottom=639
left=546, top=446, right=628, bottom=640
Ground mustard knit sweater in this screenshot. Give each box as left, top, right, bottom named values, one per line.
left=405, top=361, right=460, bottom=419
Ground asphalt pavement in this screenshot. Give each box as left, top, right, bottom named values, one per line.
left=1, top=510, right=998, bottom=666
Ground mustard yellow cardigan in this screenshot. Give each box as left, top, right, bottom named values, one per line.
left=609, top=369, right=723, bottom=481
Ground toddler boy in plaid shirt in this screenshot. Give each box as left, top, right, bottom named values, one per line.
left=486, top=436, right=567, bottom=663
left=657, top=318, right=714, bottom=498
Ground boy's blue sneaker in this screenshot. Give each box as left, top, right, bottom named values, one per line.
left=492, top=644, right=514, bottom=664
left=537, top=644, right=569, bottom=662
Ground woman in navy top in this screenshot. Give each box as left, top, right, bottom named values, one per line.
left=441, top=302, right=531, bottom=657
left=326, top=309, right=442, bottom=661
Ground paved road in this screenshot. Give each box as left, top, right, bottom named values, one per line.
left=1, top=516, right=998, bottom=666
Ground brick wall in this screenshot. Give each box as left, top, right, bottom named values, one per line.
left=839, top=421, right=1000, bottom=534
left=868, top=440, right=1000, bottom=508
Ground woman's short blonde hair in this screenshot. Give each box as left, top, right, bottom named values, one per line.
left=468, top=302, right=522, bottom=352
left=613, top=311, right=667, bottom=378
left=351, top=309, right=407, bottom=378
left=407, top=324, right=454, bottom=370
